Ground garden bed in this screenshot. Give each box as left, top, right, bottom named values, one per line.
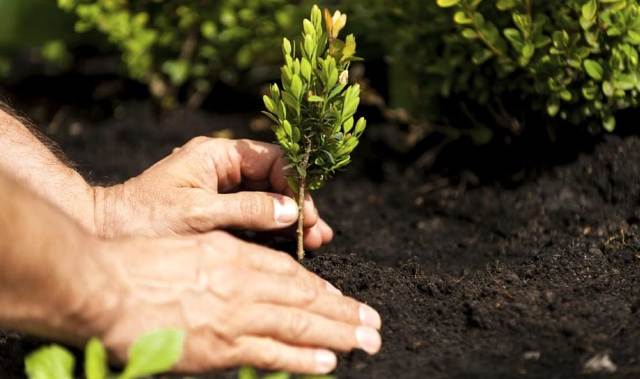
left=1, top=100, right=640, bottom=379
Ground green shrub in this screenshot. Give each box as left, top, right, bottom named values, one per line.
left=344, top=0, right=640, bottom=136
left=57, top=0, right=306, bottom=108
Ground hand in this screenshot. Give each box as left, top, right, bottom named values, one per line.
left=92, top=231, right=382, bottom=374
left=93, top=138, right=332, bottom=249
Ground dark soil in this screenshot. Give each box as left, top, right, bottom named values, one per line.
left=1, top=101, right=640, bottom=379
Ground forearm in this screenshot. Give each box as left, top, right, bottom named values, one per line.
left=0, top=170, right=117, bottom=345
left=0, top=107, right=97, bottom=234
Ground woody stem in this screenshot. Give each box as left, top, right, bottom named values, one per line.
left=296, top=143, right=311, bottom=261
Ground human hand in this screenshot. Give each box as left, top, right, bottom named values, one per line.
left=93, top=138, right=333, bottom=249
left=92, top=231, right=381, bottom=374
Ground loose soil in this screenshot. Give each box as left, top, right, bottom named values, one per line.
left=1, top=100, right=639, bottom=379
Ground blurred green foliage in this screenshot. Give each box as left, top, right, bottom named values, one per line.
left=0, top=0, right=76, bottom=77
left=343, top=0, right=640, bottom=133
left=57, top=0, right=306, bottom=107
left=3, top=0, right=638, bottom=135
left=432, top=0, right=640, bottom=132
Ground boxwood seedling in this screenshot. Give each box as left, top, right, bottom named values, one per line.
left=263, top=4, right=366, bottom=260
left=24, top=329, right=184, bottom=379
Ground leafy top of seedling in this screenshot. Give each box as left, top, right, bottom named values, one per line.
left=24, top=329, right=185, bottom=379
left=262, top=4, right=366, bottom=260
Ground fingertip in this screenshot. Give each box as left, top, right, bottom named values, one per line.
left=273, top=195, right=299, bottom=227
left=318, top=218, right=334, bottom=243
left=303, top=195, right=319, bottom=227
left=304, top=225, right=324, bottom=250
left=314, top=349, right=337, bottom=374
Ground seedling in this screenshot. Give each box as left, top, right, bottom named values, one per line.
left=24, top=329, right=184, bottom=379
left=263, top=4, right=366, bottom=260
left=239, top=366, right=335, bottom=379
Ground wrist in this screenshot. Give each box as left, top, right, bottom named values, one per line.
left=55, top=236, right=124, bottom=345
left=92, top=184, right=129, bottom=239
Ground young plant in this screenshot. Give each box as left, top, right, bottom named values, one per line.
left=262, top=4, right=366, bottom=260
left=24, top=329, right=184, bottom=379
left=238, top=366, right=335, bottom=379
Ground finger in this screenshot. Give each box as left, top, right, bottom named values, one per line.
left=238, top=304, right=382, bottom=354
left=231, top=139, right=288, bottom=186
left=303, top=225, right=324, bottom=250
left=318, top=218, right=334, bottom=244
left=206, top=232, right=336, bottom=291
left=195, top=192, right=299, bottom=231
left=204, top=232, right=306, bottom=276
left=224, top=269, right=380, bottom=329
left=233, top=336, right=337, bottom=374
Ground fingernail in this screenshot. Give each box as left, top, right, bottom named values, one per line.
left=356, top=326, right=381, bottom=354
left=325, top=281, right=342, bottom=295
left=315, top=349, right=337, bottom=373
left=273, top=196, right=298, bottom=224
left=359, top=304, right=382, bottom=329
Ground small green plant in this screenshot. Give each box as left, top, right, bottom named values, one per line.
left=238, top=366, right=334, bottom=379
left=24, top=329, right=184, bottom=379
left=262, top=4, right=366, bottom=260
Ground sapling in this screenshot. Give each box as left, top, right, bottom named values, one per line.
left=263, top=4, right=366, bottom=260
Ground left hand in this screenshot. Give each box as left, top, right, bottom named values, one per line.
left=92, top=137, right=333, bottom=250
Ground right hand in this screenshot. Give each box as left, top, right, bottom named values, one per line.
left=91, top=231, right=381, bottom=375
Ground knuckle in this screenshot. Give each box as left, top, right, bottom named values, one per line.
left=253, top=345, right=282, bottom=370
left=238, top=195, right=269, bottom=219
left=287, top=311, right=312, bottom=341
left=209, top=266, right=241, bottom=299
left=275, top=253, right=298, bottom=275
left=294, top=277, right=318, bottom=305
left=185, top=136, right=209, bottom=148
left=340, top=299, right=360, bottom=322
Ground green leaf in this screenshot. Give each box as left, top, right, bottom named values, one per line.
left=584, top=59, right=604, bottom=81
left=85, top=338, right=108, bottom=379
left=581, top=0, right=597, bottom=21
left=301, top=58, right=312, bottom=82
left=263, top=372, right=290, bottom=379
left=282, top=120, right=293, bottom=137
left=343, top=117, right=354, bottom=133
left=238, top=366, right=259, bottom=379
left=603, top=115, right=616, bottom=132
left=25, top=345, right=75, bottom=379
left=436, top=0, right=461, bottom=8
left=282, top=38, right=292, bottom=56
left=290, top=75, right=304, bottom=100
left=263, top=95, right=276, bottom=113
left=118, top=329, right=185, bottom=379
left=355, top=117, right=367, bottom=136
left=453, top=11, right=472, bottom=25
left=461, top=28, right=478, bottom=39
left=342, top=34, right=356, bottom=62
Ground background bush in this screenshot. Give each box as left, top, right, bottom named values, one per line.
left=345, top=0, right=640, bottom=135
left=57, top=0, right=307, bottom=108
left=0, top=0, right=76, bottom=79
left=3, top=0, right=640, bottom=139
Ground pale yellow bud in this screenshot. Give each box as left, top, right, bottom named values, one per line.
left=331, top=10, right=347, bottom=38
left=339, top=70, right=349, bottom=85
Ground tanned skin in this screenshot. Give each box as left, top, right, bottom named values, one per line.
left=0, top=104, right=381, bottom=374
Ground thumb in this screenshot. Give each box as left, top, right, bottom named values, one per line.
left=205, top=192, right=299, bottom=231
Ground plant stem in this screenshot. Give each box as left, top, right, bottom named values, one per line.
left=296, top=143, right=311, bottom=261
